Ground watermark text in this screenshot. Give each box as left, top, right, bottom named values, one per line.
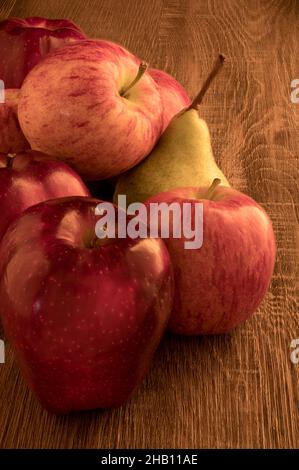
left=0, top=80, right=4, bottom=103
left=290, top=338, right=299, bottom=364
left=95, top=195, right=204, bottom=250
left=291, top=79, right=299, bottom=103
left=0, top=339, right=4, bottom=364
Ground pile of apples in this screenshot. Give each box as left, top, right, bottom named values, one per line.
left=0, top=17, right=276, bottom=414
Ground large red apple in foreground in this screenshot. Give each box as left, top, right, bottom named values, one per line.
left=0, top=197, right=173, bottom=412
left=0, top=150, right=90, bottom=240
left=0, top=89, right=29, bottom=152
left=0, top=17, right=86, bottom=88
left=18, top=40, right=163, bottom=180
left=149, top=69, right=191, bottom=131
left=146, top=182, right=276, bottom=335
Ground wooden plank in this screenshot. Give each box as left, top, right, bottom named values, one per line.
left=0, top=1, right=15, bottom=19
left=0, top=0, right=298, bottom=449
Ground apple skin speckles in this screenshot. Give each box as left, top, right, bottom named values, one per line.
left=0, top=197, right=173, bottom=413
left=146, top=185, right=276, bottom=335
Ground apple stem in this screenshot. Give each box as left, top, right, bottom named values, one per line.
left=203, top=178, right=221, bottom=199
left=121, top=62, right=148, bottom=97
left=6, top=153, right=16, bottom=169
left=188, top=55, right=225, bottom=110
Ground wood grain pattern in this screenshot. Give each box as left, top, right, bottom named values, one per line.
left=0, top=0, right=298, bottom=449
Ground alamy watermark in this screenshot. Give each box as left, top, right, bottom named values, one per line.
left=290, top=338, right=299, bottom=364
left=290, top=79, right=299, bottom=103
left=0, top=340, right=4, bottom=364
left=95, top=195, right=204, bottom=250
left=0, top=80, right=4, bottom=103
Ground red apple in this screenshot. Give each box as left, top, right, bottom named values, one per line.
left=18, top=40, right=163, bottom=180
left=0, top=150, right=90, bottom=240
left=0, top=17, right=86, bottom=88
left=0, top=197, right=173, bottom=413
left=145, top=182, right=276, bottom=335
left=0, top=88, right=29, bottom=153
left=149, top=69, right=191, bottom=131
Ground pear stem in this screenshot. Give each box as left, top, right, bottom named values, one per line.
left=121, top=62, right=148, bottom=97
left=6, top=153, right=16, bottom=169
left=188, top=55, right=225, bottom=110
left=203, top=178, right=221, bottom=199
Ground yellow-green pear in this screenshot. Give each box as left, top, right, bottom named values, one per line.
left=114, top=55, right=230, bottom=205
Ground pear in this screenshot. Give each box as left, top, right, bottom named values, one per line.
left=114, top=55, right=230, bottom=205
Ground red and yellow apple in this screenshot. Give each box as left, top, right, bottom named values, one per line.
left=18, top=40, right=164, bottom=180
left=146, top=183, right=276, bottom=335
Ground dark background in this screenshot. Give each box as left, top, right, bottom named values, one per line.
left=0, top=0, right=298, bottom=449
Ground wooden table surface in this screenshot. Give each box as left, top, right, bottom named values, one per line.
left=0, top=0, right=298, bottom=449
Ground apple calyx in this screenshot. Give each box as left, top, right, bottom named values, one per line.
left=188, top=54, right=225, bottom=110
left=202, top=178, right=221, bottom=200
left=6, top=153, right=16, bottom=169
left=121, top=61, right=148, bottom=98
